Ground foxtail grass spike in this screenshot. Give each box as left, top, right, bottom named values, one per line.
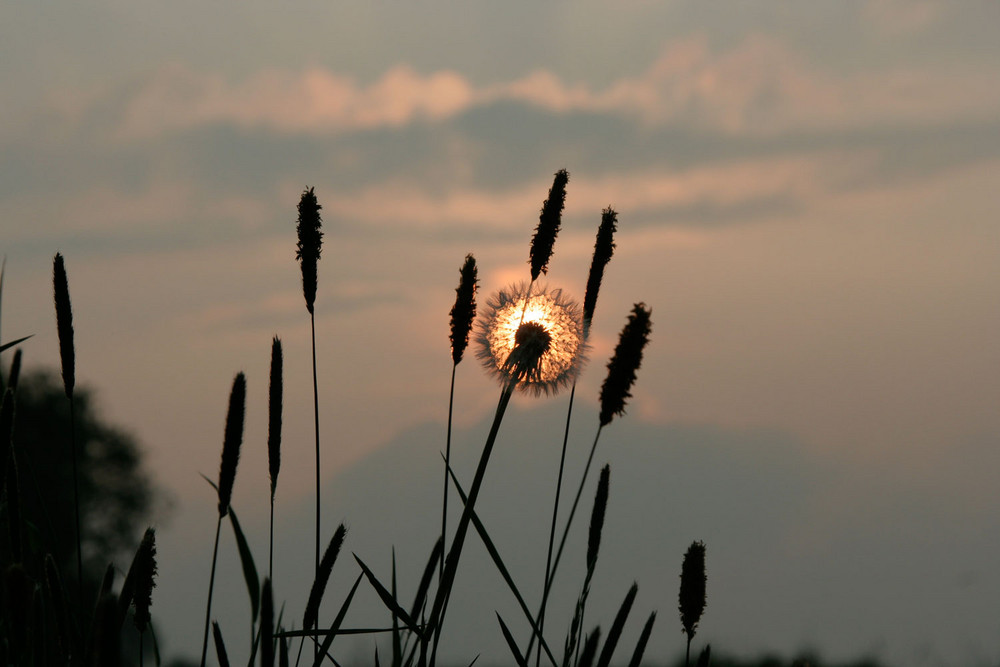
left=599, top=303, right=652, bottom=426
left=529, top=169, right=569, bottom=281
left=295, top=187, right=324, bottom=314
left=268, top=337, right=283, bottom=499
left=449, top=254, right=478, bottom=365
left=583, top=208, right=618, bottom=337
left=261, top=578, right=274, bottom=667
left=587, top=465, right=610, bottom=574
left=132, top=528, right=157, bottom=634
left=679, top=540, right=707, bottom=667
left=303, top=524, right=347, bottom=631
left=217, top=372, right=246, bottom=517
left=53, top=253, right=75, bottom=398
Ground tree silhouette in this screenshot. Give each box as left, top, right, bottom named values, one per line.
left=2, top=369, right=157, bottom=594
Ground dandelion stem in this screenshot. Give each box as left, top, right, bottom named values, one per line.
left=200, top=516, right=223, bottom=667
left=525, top=425, right=603, bottom=659
left=429, top=382, right=515, bottom=667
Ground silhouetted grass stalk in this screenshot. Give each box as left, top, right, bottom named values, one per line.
left=525, top=425, right=605, bottom=659
left=200, top=373, right=246, bottom=667
left=268, top=337, right=283, bottom=585
left=428, top=380, right=515, bottom=667
left=295, top=187, right=324, bottom=589
left=443, top=255, right=477, bottom=579
left=537, top=206, right=616, bottom=667
left=53, top=253, right=83, bottom=601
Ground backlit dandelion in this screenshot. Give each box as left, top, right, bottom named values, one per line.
left=475, top=282, right=585, bottom=395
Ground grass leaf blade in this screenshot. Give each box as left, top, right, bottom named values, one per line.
left=354, top=554, right=423, bottom=638
left=496, top=613, right=529, bottom=667
left=595, top=582, right=638, bottom=667
left=228, top=509, right=261, bottom=623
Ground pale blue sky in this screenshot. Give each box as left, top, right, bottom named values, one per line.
left=2, top=1, right=1000, bottom=665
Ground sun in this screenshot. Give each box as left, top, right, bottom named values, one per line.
left=475, top=282, right=586, bottom=395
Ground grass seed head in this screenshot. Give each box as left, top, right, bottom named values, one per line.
left=304, top=523, right=347, bottom=631
left=449, top=254, right=478, bottom=365
left=132, top=527, right=157, bottom=633
left=52, top=253, right=75, bottom=398
left=295, top=187, right=323, bottom=314
left=583, top=207, right=618, bottom=338
left=587, top=464, right=611, bottom=574
left=217, top=372, right=246, bottom=517
left=268, top=337, right=283, bottom=500
left=529, top=169, right=569, bottom=281
left=679, top=540, right=707, bottom=639
left=599, top=303, right=652, bottom=426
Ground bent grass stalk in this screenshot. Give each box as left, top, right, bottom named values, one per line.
left=428, top=381, right=515, bottom=667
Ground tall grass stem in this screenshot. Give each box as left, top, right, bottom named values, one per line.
left=428, top=383, right=515, bottom=666
left=310, top=312, right=320, bottom=585
left=525, top=425, right=603, bottom=659
left=441, top=363, right=457, bottom=579
left=534, top=381, right=577, bottom=667
left=199, top=517, right=223, bottom=667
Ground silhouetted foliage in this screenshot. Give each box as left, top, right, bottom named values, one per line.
left=1, top=370, right=155, bottom=593
left=666, top=652, right=887, bottom=667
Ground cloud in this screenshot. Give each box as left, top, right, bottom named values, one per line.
left=315, top=150, right=867, bottom=234
left=30, top=34, right=1000, bottom=143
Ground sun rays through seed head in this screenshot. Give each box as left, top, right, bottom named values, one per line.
left=475, top=282, right=586, bottom=396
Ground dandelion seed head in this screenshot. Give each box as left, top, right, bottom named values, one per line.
left=475, top=282, right=586, bottom=395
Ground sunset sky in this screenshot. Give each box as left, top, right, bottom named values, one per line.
left=3, top=2, right=1000, bottom=665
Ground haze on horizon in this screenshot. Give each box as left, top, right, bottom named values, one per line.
left=2, top=2, right=999, bottom=665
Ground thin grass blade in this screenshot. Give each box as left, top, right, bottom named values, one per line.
left=213, top=622, right=232, bottom=667
left=354, top=554, right=423, bottom=638
left=0, top=336, right=32, bottom=354
left=577, top=628, right=601, bottom=667
left=595, top=582, right=638, bottom=667
left=229, top=508, right=261, bottom=623
left=496, top=613, right=529, bottom=667
left=444, top=457, right=558, bottom=667
left=409, top=537, right=442, bottom=620
left=391, top=550, right=401, bottom=667
left=626, top=611, right=656, bottom=667
left=312, top=572, right=364, bottom=667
